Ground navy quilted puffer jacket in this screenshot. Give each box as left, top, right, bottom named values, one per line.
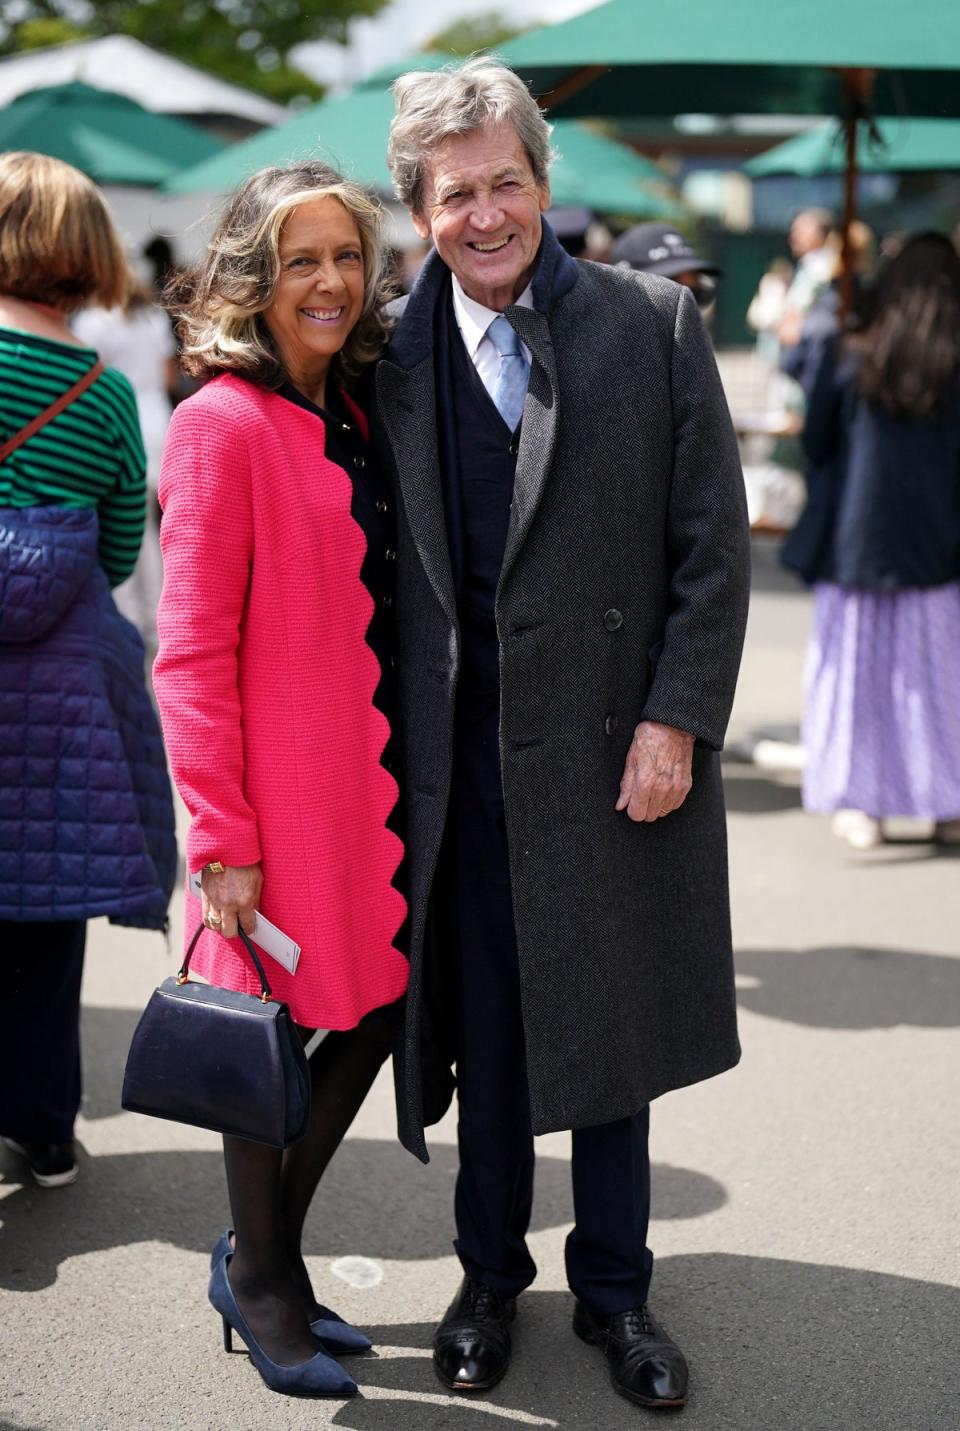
left=0, top=506, right=176, bottom=927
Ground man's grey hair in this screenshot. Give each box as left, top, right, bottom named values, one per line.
left=387, top=57, right=555, bottom=214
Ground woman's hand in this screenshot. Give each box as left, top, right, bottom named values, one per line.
left=201, top=863, right=263, bottom=939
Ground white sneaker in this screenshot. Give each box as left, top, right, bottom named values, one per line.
left=831, top=809, right=884, bottom=850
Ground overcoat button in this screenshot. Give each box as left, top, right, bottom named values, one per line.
left=604, top=608, right=624, bottom=631
left=376, top=499, right=388, bottom=513
left=604, top=714, right=618, bottom=736
left=382, top=594, right=393, bottom=607
left=354, top=455, right=365, bottom=469
left=385, top=549, right=396, bottom=562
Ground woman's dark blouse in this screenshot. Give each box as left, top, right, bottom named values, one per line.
left=277, top=381, right=400, bottom=780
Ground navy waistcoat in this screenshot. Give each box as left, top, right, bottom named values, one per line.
left=435, top=290, right=519, bottom=720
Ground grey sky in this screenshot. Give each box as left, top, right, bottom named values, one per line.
left=294, top=0, right=596, bottom=89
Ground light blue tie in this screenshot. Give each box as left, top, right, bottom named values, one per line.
left=487, top=314, right=530, bottom=433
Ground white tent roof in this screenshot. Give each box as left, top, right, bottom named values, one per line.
left=0, top=35, right=286, bottom=127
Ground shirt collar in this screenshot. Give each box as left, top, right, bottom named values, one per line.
left=451, top=273, right=534, bottom=360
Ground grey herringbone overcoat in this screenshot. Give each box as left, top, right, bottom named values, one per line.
left=374, top=235, right=750, bottom=1163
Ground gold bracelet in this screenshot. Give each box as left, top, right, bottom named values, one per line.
left=205, top=861, right=225, bottom=874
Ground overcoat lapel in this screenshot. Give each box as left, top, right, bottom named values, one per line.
left=376, top=354, right=458, bottom=630
left=498, top=303, right=559, bottom=595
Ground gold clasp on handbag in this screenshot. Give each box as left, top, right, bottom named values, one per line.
left=176, top=971, right=190, bottom=986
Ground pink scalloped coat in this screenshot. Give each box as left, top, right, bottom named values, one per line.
left=153, top=374, right=408, bottom=1028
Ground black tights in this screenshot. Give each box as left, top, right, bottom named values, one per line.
left=222, top=1015, right=393, bottom=1364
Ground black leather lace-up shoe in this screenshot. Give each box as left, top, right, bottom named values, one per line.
left=433, top=1276, right=517, bottom=1391
left=573, top=1300, right=689, bottom=1409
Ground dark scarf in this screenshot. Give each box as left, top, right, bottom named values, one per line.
left=385, top=217, right=579, bottom=372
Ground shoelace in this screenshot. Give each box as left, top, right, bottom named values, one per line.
left=463, top=1280, right=504, bottom=1321
left=619, top=1306, right=654, bottom=1338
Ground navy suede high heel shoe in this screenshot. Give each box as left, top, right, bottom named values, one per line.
left=208, top=1253, right=358, bottom=1399
left=210, top=1230, right=372, bottom=1355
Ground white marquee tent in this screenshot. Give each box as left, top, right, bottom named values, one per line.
left=0, top=35, right=287, bottom=129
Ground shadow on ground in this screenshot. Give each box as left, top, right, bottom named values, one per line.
left=1, top=1239, right=952, bottom=1424
left=736, top=946, right=960, bottom=1029
left=721, top=768, right=802, bottom=815
left=0, top=1138, right=723, bottom=1293
left=327, top=1256, right=956, bottom=1431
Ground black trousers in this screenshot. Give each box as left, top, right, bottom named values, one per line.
left=438, top=708, right=653, bottom=1317
left=0, top=920, right=86, bottom=1144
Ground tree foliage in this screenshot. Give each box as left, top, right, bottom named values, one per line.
left=424, top=10, right=534, bottom=57
left=1, top=0, right=391, bottom=104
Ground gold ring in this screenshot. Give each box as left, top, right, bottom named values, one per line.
left=208, top=914, right=222, bottom=927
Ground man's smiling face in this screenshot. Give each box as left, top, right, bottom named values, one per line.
left=411, top=121, right=551, bottom=311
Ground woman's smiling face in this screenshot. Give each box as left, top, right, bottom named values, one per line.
left=263, top=195, right=365, bottom=395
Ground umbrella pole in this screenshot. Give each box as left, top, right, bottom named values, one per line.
left=838, top=68, right=875, bottom=322
left=538, top=65, right=608, bottom=112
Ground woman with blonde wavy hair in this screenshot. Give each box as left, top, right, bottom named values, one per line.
left=153, top=162, right=408, bottom=1398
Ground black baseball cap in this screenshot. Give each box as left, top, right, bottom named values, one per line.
left=611, top=223, right=721, bottom=278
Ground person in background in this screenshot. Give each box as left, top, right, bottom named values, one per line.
left=778, top=207, right=836, bottom=353
left=789, top=232, right=960, bottom=850
left=73, top=273, right=177, bottom=652
left=0, top=151, right=176, bottom=1190
left=781, top=220, right=877, bottom=398
left=612, top=220, right=721, bottom=312
left=154, top=161, right=408, bottom=1399
left=746, top=256, right=794, bottom=364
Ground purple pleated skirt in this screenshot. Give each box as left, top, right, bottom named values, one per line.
left=802, top=581, right=960, bottom=820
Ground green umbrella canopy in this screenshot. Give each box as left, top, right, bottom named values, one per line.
left=0, top=82, right=224, bottom=186
left=548, top=122, right=681, bottom=216
left=745, top=116, right=960, bottom=177
left=165, top=86, right=396, bottom=196
left=502, top=0, right=960, bottom=118
left=167, top=76, right=680, bottom=218
left=361, top=49, right=679, bottom=204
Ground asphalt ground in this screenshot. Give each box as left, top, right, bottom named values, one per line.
left=1, top=538, right=957, bottom=1430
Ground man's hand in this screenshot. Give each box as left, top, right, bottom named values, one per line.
left=616, top=722, right=694, bottom=824
left=201, top=862, right=263, bottom=939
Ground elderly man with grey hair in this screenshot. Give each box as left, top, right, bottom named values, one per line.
left=375, top=58, right=750, bottom=1412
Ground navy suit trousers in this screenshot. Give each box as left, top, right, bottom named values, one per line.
left=437, top=707, right=653, bottom=1316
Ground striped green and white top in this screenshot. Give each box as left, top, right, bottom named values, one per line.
left=0, top=327, right=146, bottom=587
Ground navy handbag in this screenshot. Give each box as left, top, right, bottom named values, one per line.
left=122, top=924, right=310, bottom=1147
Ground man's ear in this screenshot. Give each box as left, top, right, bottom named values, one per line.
left=410, top=208, right=431, bottom=241
left=538, top=182, right=552, bottom=214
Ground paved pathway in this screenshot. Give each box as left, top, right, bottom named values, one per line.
left=2, top=539, right=957, bottom=1430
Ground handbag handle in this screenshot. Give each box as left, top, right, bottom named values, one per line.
left=177, top=923, right=273, bottom=1004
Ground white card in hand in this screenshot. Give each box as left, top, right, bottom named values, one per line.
left=187, top=870, right=301, bottom=975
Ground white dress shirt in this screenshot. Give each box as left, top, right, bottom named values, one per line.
left=451, top=274, right=534, bottom=403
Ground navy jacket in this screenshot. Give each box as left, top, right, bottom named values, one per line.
left=782, top=338, right=960, bottom=588
left=0, top=506, right=176, bottom=925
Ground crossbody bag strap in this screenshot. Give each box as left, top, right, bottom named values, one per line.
left=0, top=359, right=106, bottom=466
